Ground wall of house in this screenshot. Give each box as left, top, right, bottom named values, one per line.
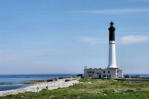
left=84, top=68, right=123, bottom=79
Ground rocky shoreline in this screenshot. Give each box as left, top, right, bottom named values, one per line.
left=0, top=77, right=79, bottom=96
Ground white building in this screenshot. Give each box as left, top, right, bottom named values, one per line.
left=84, top=22, right=123, bottom=79
left=84, top=67, right=123, bottom=79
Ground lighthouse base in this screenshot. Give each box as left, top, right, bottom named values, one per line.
left=84, top=67, right=123, bottom=79
left=108, top=65, right=118, bottom=68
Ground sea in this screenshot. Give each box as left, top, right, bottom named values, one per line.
left=0, top=74, right=76, bottom=91
left=0, top=74, right=149, bottom=91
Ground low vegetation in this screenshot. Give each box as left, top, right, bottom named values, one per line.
left=1, top=78, right=149, bottom=99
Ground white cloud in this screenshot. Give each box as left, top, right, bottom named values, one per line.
left=77, top=37, right=105, bottom=45
left=120, top=35, right=149, bottom=44
left=77, top=8, right=149, bottom=14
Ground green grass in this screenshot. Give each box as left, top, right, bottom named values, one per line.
left=1, top=78, right=149, bottom=99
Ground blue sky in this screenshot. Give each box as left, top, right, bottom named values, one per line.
left=0, top=0, right=149, bottom=74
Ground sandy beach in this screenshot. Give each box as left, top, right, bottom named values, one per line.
left=0, top=78, right=79, bottom=97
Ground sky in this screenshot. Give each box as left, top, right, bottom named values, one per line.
left=0, top=0, right=149, bottom=74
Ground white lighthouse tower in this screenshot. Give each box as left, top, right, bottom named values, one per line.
left=84, top=22, right=123, bottom=79
left=108, top=22, right=117, bottom=68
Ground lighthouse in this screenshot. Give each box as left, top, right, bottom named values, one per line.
left=108, top=22, right=117, bottom=68
left=84, top=22, right=123, bottom=79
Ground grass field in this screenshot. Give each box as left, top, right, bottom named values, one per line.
left=1, top=78, right=149, bottom=99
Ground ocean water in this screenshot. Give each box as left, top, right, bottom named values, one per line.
left=0, top=84, right=31, bottom=91
left=124, top=74, right=149, bottom=77
left=0, top=74, right=76, bottom=91
left=1, top=74, right=149, bottom=91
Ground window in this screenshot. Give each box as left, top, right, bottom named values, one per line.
left=103, top=71, right=105, bottom=73
left=88, top=71, right=94, bottom=74
left=108, top=71, right=110, bottom=73
left=107, top=75, right=111, bottom=78
left=89, top=75, right=92, bottom=77
left=103, top=75, right=106, bottom=77
left=88, top=71, right=91, bottom=73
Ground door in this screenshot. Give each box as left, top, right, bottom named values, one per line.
left=99, top=75, right=101, bottom=79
